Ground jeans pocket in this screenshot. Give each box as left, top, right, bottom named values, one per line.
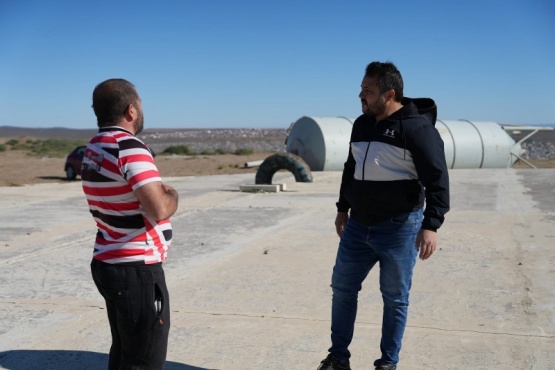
left=390, top=211, right=419, bottom=225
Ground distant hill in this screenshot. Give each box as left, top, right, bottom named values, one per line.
left=0, top=126, right=97, bottom=140
left=2, top=124, right=552, bottom=159
left=0, top=126, right=290, bottom=154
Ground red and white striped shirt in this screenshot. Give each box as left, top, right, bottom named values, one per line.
left=81, top=127, right=172, bottom=264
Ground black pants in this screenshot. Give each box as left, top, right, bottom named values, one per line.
left=91, top=259, right=170, bottom=370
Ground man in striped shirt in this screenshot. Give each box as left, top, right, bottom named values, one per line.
left=82, top=79, right=179, bottom=370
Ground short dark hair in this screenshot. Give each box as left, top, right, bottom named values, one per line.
left=92, top=79, right=140, bottom=127
left=365, top=61, right=404, bottom=102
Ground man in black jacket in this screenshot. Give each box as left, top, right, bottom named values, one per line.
left=318, top=62, right=450, bottom=370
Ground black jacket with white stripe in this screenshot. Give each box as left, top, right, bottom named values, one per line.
left=336, top=97, right=450, bottom=231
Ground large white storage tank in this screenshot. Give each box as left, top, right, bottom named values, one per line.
left=285, top=117, right=523, bottom=170
left=436, top=120, right=522, bottom=168
left=285, top=116, right=355, bottom=171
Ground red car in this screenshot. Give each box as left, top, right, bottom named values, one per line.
left=64, top=145, right=86, bottom=180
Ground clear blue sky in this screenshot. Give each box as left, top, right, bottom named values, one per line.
left=1, top=0, right=554, bottom=129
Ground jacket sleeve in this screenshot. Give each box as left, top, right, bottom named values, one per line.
left=336, top=124, right=358, bottom=213
left=336, top=147, right=355, bottom=212
left=409, top=124, right=450, bottom=231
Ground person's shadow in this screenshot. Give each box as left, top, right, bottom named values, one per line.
left=0, top=350, right=216, bottom=370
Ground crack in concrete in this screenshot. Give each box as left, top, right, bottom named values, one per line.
left=175, top=310, right=555, bottom=339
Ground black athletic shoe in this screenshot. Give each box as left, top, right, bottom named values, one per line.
left=317, top=353, right=351, bottom=370
left=375, top=364, right=397, bottom=370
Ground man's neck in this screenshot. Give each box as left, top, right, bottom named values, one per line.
left=376, top=102, right=403, bottom=122
left=99, top=123, right=135, bottom=135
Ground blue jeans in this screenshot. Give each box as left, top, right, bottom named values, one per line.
left=329, top=209, right=423, bottom=366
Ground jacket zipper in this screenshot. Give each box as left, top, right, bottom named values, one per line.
left=362, top=141, right=371, bottom=180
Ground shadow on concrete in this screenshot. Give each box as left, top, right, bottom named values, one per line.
left=0, top=350, right=215, bottom=370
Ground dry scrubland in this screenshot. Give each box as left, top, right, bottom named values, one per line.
left=0, top=127, right=554, bottom=187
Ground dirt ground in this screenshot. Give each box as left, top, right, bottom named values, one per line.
left=1, top=148, right=553, bottom=187
left=512, top=158, right=555, bottom=169
left=0, top=150, right=276, bottom=187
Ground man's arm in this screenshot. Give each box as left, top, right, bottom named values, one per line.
left=335, top=143, right=355, bottom=237
left=135, top=182, right=179, bottom=221
left=411, top=124, right=450, bottom=231
left=335, top=121, right=360, bottom=238
left=336, top=122, right=358, bottom=215
left=410, top=124, right=450, bottom=260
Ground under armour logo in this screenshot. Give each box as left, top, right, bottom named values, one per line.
left=383, top=129, right=395, bottom=138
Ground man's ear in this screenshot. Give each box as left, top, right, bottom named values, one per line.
left=124, top=103, right=135, bottom=121
left=383, top=89, right=395, bottom=102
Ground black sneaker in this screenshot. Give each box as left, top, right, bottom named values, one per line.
left=375, top=365, right=397, bottom=370
left=317, top=353, right=351, bottom=370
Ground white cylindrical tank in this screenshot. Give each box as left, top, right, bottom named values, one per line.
left=436, top=120, right=522, bottom=169
left=285, top=116, right=522, bottom=170
left=285, top=116, right=355, bottom=171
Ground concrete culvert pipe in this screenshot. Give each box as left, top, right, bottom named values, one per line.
left=255, top=153, right=313, bottom=184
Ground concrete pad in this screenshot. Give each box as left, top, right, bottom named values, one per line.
left=239, top=184, right=281, bottom=193
left=239, top=183, right=287, bottom=193
left=0, top=170, right=554, bottom=369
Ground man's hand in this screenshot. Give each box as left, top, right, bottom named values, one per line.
left=335, top=212, right=349, bottom=237
left=416, top=229, right=437, bottom=260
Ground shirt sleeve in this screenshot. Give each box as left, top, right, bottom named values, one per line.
left=118, top=138, right=161, bottom=190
